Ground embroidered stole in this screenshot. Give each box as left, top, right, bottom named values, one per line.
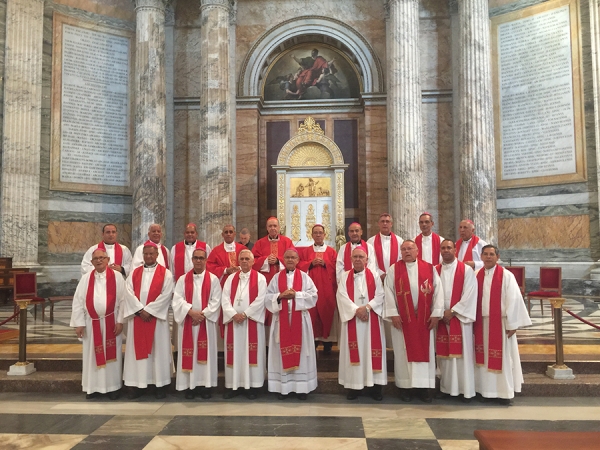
left=435, top=262, right=465, bottom=358
left=475, top=265, right=504, bottom=372
left=97, top=241, right=123, bottom=266
left=132, top=264, right=166, bottom=360
left=346, top=269, right=382, bottom=372
left=415, top=233, right=441, bottom=264
left=226, top=270, right=259, bottom=367
left=343, top=240, right=368, bottom=272
left=374, top=233, right=398, bottom=272
left=393, top=260, right=433, bottom=362
left=181, top=270, right=213, bottom=371
left=85, top=269, right=117, bottom=368
left=174, top=240, right=206, bottom=279
left=278, top=270, right=304, bottom=371
left=456, top=236, right=479, bottom=263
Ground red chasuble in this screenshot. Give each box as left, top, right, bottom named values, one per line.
left=277, top=270, right=304, bottom=371
left=159, top=245, right=170, bottom=270
left=226, top=270, right=259, bottom=367
left=415, top=233, right=441, bottom=264
left=343, top=240, right=369, bottom=272
left=181, top=270, right=213, bottom=371
left=455, top=236, right=479, bottom=263
left=374, top=233, right=399, bottom=272
left=435, top=262, right=465, bottom=358
left=131, top=264, right=167, bottom=360
left=174, top=240, right=207, bottom=280
left=297, top=245, right=337, bottom=339
left=393, top=260, right=434, bottom=362
left=207, top=242, right=246, bottom=287
left=346, top=269, right=383, bottom=372
left=85, top=269, right=117, bottom=368
left=97, top=241, right=123, bottom=266
left=475, top=265, right=504, bottom=372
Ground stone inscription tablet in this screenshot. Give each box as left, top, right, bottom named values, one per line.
left=492, top=0, right=585, bottom=188
left=51, top=14, right=134, bottom=194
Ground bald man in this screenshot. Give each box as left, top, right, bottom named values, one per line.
left=132, top=224, right=170, bottom=270
left=336, top=222, right=377, bottom=282
left=456, top=220, right=487, bottom=271
left=171, top=223, right=211, bottom=282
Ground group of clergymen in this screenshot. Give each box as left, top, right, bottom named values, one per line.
left=71, top=212, right=531, bottom=404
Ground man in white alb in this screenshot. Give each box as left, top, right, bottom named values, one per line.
left=132, top=224, right=171, bottom=269
left=456, top=219, right=487, bottom=271
left=335, top=222, right=377, bottom=283
left=367, top=213, right=403, bottom=282
left=414, top=213, right=443, bottom=265
left=81, top=223, right=132, bottom=277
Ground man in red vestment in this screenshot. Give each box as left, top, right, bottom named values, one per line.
left=170, top=223, right=211, bottom=282
left=297, top=224, right=338, bottom=354
left=367, top=213, right=404, bottom=282
left=207, top=224, right=246, bottom=286
left=252, top=217, right=295, bottom=283
left=456, top=220, right=487, bottom=271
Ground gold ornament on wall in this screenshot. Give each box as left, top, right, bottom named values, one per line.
left=305, top=204, right=316, bottom=241
left=291, top=205, right=301, bottom=242
left=322, top=204, right=331, bottom=238
left=288, top=144, right=333, bottom=167
left=298, top=116, right=325, bottom=135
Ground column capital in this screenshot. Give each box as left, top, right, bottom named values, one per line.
left=200, top=0, right=232, bottom=12
left=133, top=0, right=171, bottom=12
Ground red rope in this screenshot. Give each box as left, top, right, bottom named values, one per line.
left=563, top=308, right=600, bottom=331
left=0, top=311, right=19, bottom=327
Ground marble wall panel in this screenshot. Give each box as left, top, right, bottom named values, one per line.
left=419, top=16, right=452, bottom=90
left=174, top=0, right=201, bottom=27
left=51, top=0, right=135, bottom=21
left=364, top=105, right=387, bottom=237
left=47, top=221, right=132, bottom=253
left=236, top=109, right=260, bottom=239
left=498, top=215, right=590, bottom=249
left=489, top=0, right=546, bottom=15
left=173, top=27, right=201, bottom=98
left=0, top=0, right=6, bottom=175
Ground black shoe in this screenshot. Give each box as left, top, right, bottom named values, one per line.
left=277, top=393, right=288, bottom=400
left=371, top=385, right=383, bottom=401
left=85, top=392, right=100, bottom=400
left=435, top=391, right=450, bottom=400
left=346, top=389, right=360, bottom=400
left=185, top=389, right=195, bottom=400
left=323, top=342, right=333, bottom=355
left=476, top=393, right=488, bottom=403
left=497, top=398, right=512, bottom=406
left=155, top=386, right=167, bottom=400
left=107, top=390, right=120, bottom=400
left=246, top=388, right=258, bottom=400
left=419, top=389, right=433, bottom=403
left=297, top=393, right=308, bottom=400
left=223, top=389, right=239, bottom=399
left=461, top=395, right=472, bottom=404
left=127, top=387, right=144, bottom=400
left=399, top=389, right=412, bottom=402
left=199, top=387, right=212, bottom=400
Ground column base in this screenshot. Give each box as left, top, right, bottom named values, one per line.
left=546, top=364, right=575, bottom=380
left=7, top=362, right=36, bottom=376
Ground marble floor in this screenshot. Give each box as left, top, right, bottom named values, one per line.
left=0, top=393, right=599, bottom=450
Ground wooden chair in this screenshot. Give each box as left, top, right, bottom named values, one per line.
left=13, top=272, right=46, bottom=322
left=48, top=296, right=74, bottom=323
left=526, top=267, right=562, bottom=316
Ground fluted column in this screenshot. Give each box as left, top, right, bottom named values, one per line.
left=199, top=0, right=233, bottom=246
left=132, top=0, right=169, bottom=246
left=457, top=0, right=498, bottom=244
left=0, top=0, right=44, bottom=267
left=386, top=0, right=424, bottom=240
left=589, top=0, right=600, bottom=271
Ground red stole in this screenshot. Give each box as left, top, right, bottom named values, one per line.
left=374, top=233, right=399, bottom=272
left=435, top=262, right=465, bottom=358
left=226, top=271, right=259, bottom=367
left=181, top=270, right=213, bottom=371
left=346, top=269, right=383, bottom=372
left=393, top=260, right=434, bottom=362
left=415, top=233, right=441, bottom=264
left=131, top=264, right=166, bottom=360
left=456, top=236, right=479, bottom=263
left=278, top=270, right=304, bottom=371
left=475, top=265, right=504, bottom=372
left=85, top=269, right=117, bottom=368
left=97, top=241, right=123, bottom=266
left=343, top=240, right=368, bottom=272
left=174, top=241, right=206, bottom=280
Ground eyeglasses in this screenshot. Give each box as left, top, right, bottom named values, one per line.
left=192, top=256, right=206, bottom=261
left=92, top=257, right=109, bottom=262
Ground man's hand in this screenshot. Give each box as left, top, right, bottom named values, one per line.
left=114, top=323, right=123, bottom=336
left=443, top=309, right=454, bottom=324
left=233, top=313, right=247, bottom=324
left=226, top=266, right=241, bottom=275
left=187, top=309, right=204, bottom=322
left=391, top=315, right=402, bottom=330
left=312, top=257, right=324, bottom=267
left=279, top=289, right=296, bottom=299
left=428, top=316, right=440, bottom=331
left=355, top=305, right=369, bottom=322
left=109, top=264, right=123, bottom=273
left=76, top=326, right=85, bottom=339
left=267, top=254, right=278, bottom=265
left=465, top=261, right=475, bottom=269
left=139, top=310, right=152, bottom=322
left=507, top=329, right=516, bottom=338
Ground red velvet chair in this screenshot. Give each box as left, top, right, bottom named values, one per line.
left=505, top=266, right=525, bottom=296
left=526, top=267, right=561, bottom=316
left=13, top=272, right=46, bottom=322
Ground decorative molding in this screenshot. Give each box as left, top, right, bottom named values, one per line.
left=288, top=144, right=333, bottom=167
left=133, top=0, right=171, bottom=11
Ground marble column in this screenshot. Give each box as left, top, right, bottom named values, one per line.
left=456, top=0, right=498, bottom=244
left=198, top=0, right=233, bottom=246
left=589, top=0, right=600, bottom=275
left=132, top=0, right=169, bottom=247
left=386, top=0, right=424, bottom=240
left=0, top=0, right=44, bottom=267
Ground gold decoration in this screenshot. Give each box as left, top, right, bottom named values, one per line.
left=291, top=205, right=301, bottom=242
left=335, top=226, right=347, bottom=251
left=288, top=144, right=333, bottom=167
left=322, top=204, right=331, bottom=238
left=298, top=116, right=324, bottom=135
left=290, top=177, right=331, bottom=197
left=305, top=204, right=316, bottom=241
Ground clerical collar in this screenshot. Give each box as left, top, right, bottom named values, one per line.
left=313, top=243, right=326, bottom=250
left=421, top=233, right=432, bottom=238
left=350, top=241, right=361, bottom=246
left=442, top=259, right=456, bottom=266
left=185, top=240, right=196, bottom=246
left=102, top=242, right=114, bottom=246
left=239, top=270, right=251, bottom=278
left=286, top=269, right=295, bottom=274
left=95, top=269, right=107, bottom=277
left=354, top=269, right=364, bottom=274
left=405, top=260, right=417, bottom=266
left=484, top=265, right=497, bottom=275
left=380, top=233, right=391, bottom=239
left=268, top=236, right=279, bottom=241
left=193, top=269, right=205, bottom=275
left=144, top=262, right=158, bottom=268
left=224, top=242, right=236, bottom=252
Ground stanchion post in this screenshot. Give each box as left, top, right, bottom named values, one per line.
left=545, top=298, right=574, bottom=380
left=7, top=300, right=36, bottom=376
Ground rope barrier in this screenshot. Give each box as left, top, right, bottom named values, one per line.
left=0, top=311, right=19, bottom=327
left=563, top=308, right=600, bottom=331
